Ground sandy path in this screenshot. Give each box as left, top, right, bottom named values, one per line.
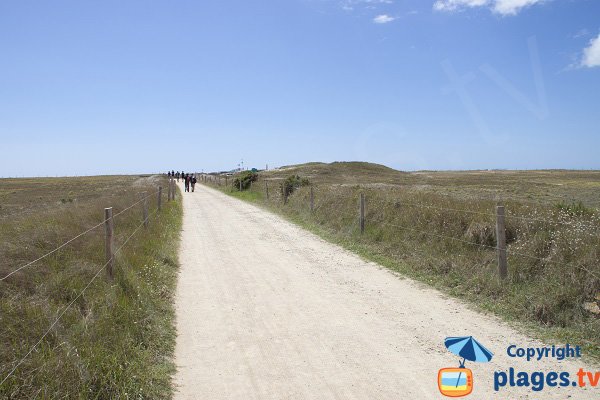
left=173, top=183, right=595, bottom=399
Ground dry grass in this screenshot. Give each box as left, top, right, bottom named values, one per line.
left=0, top=175, right=181, bottom=398
left=210, top=162, right=600, bottom=360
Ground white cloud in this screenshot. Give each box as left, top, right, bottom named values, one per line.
left=373, top=14, right=395, bottom=24
left=581, top=33, right=600, bottom=68
left=433, top=0, right=488, bottom=12
left=493, top=0, right=543, bottom=15
left=433, top=0, right=544, bottom=16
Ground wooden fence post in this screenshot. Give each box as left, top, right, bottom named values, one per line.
left=104, top=207, right=114, bottom=279
left=359, top=193, right=365, bottom=234
left=496, top=205, right=508, bottom=279
left=225, top=176, right=228, bottom=187
left=310, top=186, right=314, bottom=212
left=283, top=186, right=288, bottom=205
left=142, top=192, right=149, bottom=228
left=158, top=187, right=162, bottom=211
left=265, top=180, right=269, bottom=200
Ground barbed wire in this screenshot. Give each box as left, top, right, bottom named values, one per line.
left=0, top=207, right=159, bottom=386
left=0, top=220, right=107, bottom=281
left=0, top=189, right=160, bottom=281
left=507, top=249, right=599, bottom=280
left=379, top=221, right=499, bottom=251
left=504, top=211, right=600, bottom=228
left=387, top=200, right=497, bottom=218
left=113, top=189, right=160, bottom=219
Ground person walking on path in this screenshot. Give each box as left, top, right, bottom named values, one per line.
left=191, top=175, right=197, bottom=192
left=184, top=174, right=191, bottom=192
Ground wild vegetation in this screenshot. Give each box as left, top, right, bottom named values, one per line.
left=232, top=171, right=258, bottom=191
left=211, top=162, right=600, bottom=359
left=281, top=175, right=310, bottom=197
left=0, top=175, right=181, bottom=398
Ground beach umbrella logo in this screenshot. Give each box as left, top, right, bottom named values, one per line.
left=438, top=336, right=494, bottom=397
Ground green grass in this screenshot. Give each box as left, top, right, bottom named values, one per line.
left=206, top=163, right=600, bottom=362
left=0, top=175, right=182, bottom=398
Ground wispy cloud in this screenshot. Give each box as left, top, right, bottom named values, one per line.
left=581, top=33, right=600, bottom=68
left=373, top=14, right=395, bottom=24
left=573, top=29, right=589, bottom=39
left=433, top=0, right=545, bottom=16
left=341, top=0, right=393, bottom=11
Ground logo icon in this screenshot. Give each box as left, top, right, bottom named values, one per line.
left=438, top=336, right=493, bottom=397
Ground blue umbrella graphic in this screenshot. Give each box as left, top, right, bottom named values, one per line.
left=444, top=336, right=493, bottom=388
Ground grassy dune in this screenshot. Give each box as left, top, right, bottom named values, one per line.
left=0, top=175, right=181, bottom=398
left=210, top=162, right=600, bottom=360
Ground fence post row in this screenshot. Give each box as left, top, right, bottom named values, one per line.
left=496, top=205, right=508, bottom=280
left=104, top=207, right=114, bottom=279
left=142, top=192, right=149, bottom=228
left=359, top=193, right=365, bottom=234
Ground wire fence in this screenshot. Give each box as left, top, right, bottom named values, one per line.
left=0, top=184, right=171, bottom=385
left=0, top=190, right=160, bottom=282
left=201, top=172, right=599, bottom=284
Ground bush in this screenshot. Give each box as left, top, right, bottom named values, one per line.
left=233, top=171, right=258, bottom=191
left=281, top=175, right=310, bottom=197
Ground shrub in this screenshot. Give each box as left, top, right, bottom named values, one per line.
left=281, top=175, right=310, bottom=197
left=232, top=171, right=258, bottom=191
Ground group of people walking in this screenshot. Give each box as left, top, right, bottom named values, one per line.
left=168, top=170, right=197, bottom=193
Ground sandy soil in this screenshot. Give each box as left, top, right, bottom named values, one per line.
left=173, top=183, right=595, bottom=399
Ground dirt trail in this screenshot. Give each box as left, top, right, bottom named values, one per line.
left=174, top=183, right=595, bottom=399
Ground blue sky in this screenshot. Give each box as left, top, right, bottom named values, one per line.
left=0, top=0, right=599, bottom=176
